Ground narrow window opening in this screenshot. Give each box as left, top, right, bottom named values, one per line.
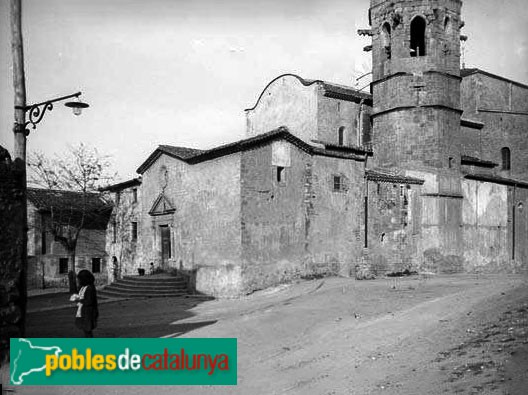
left=377, top=183, right=381, bottom=195
left=381, top=22, right=392, bottom=60
left=59, top=258, right=68, bottom=274
left=333, top=176, right=343, bottom=192
left=112, top=221, right=117, bottom=243
left=132, top=188, right=138, bottom=203
left=501, top=147, right=511, bottom=170
left=448, top=157, right=454, bottom=168
left=410, top=16, right=426, bottom=57
left=131, top=221, right=138, bottom=241
left=276, top=166, right=285, bottom=183
left=92, top=258, right=101, bottom=273
left=338, top=126, right=345, bottom=146
left=380, top=233, right=386, bottom=242
left=41, top=231, right=47, bottom=255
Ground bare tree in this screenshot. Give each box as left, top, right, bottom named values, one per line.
left=28, top=143, right=115, bottom=292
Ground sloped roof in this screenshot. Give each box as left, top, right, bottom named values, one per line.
left=137, top=127, right=367, bottom=174
left=461, top=155, right=498, bottom=168
left=27, top=188, right=112, bottom=230
left=100, top=178, right=141, bottom=192
left=461, top=68, right=528, bottom=89
left=366, top=169, right=425, bottom=185
left=245, top=74, right=372, bottom=112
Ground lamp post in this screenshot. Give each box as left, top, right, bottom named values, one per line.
left=8, top=0, right=89, bottom=343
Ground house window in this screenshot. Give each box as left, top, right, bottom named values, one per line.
left=381, top=22, right=392, bottom=60
left=410, top=16, right=426, bottom=57
left=92, top=258, right=101, bottom=273
left=448, top=157, right=454, bottom=168
left=276, top=166, right=285, bottom=183
left=338, top=127, right=345, bottom=146
left=132, top=188, right=138, bottom=203
left=501, top=147, right=511, bottom=170
left=59, top=258, right=68, bottom=274
left=41, top=231, right=47, bottom=255
left=333, top=176, right=343, bottom=192
left=131, top=221, right=138, bottom=241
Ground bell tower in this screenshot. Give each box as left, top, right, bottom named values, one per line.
left=367, top=0, right=463, bottom=170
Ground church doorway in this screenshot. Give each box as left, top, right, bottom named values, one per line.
left=160, top=225, right=171, bottom=269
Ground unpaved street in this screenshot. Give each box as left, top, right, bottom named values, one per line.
left=8, top=274, right=528, bottom=394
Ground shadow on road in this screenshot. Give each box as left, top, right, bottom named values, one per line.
left=26, top=295, right=216, bottom=338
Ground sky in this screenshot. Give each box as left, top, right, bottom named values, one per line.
left=1, top=0, right=527, bottom=182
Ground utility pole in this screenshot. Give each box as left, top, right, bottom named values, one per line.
left=10, top=0, right=28, bottom=337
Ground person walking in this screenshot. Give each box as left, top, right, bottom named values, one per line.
left=70, top=269, right=99, bottom=337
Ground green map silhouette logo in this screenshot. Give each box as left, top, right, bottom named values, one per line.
left=10, top=338, right=62, bottom=385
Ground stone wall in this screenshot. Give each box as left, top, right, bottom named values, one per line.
left=460, top=73, right=528, bottom=178
left=240, top=143, right=311, bottom=292
left=366, top=180, right=422, bottom=276
left=317, top=95, right=361, bottom=146
left=0, top=146, right=25, bottom=363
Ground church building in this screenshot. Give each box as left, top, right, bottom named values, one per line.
left=104, top=0, right=528, bottom=297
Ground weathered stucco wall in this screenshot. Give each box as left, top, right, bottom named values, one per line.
left=139, top=153, right=242, bottom=296
left=106, top=187, right=141, bottom=280
left=240, top=143, right=310, bottom=292
left=26, top=203, right=108, bottom=289
left=461, top=179, right=509, bottom=271
left=309, top=156, right=364, bottom=277
left=246, top=75, right=318, bottom=141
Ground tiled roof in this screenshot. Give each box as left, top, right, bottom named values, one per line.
left=366, top=169, right=425, bottom=185
left=137, top=127, right=367, bottom=174
left=464, top=173, right=528, bottom=188
left=100, top=178, right=141, bottom=192
left=460, top=155, right=498, bottom=168
left=27, top=188, right=112, bottom=230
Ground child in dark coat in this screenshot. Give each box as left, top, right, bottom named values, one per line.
left=70, top=269, right=99, bottom=337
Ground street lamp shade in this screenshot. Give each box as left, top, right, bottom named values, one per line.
left=65, top=98, right=89, bottom=116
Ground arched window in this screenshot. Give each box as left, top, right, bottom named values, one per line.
left=444, top=16, right=452, bottom=33
left=338, top=126, right=345, bottom=146
left=410, top=16, right=426, bottom=57
left=381, top=22, right=392, bottom=60
left=501, top=147, right=511, bottom=170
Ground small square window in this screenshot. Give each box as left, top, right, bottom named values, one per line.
left=59, top=258, right=68, bottom=274
left=333, top=176, right=342, bottom=192
left=92, top=258, right=101, bottom=273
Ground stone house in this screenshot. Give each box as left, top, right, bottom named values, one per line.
left=26, top=188, right=111, bottom=289
left=105, top=0, right=528, bottom=297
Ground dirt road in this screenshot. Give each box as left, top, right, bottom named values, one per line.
left=7, top=274, right=528, bottom=394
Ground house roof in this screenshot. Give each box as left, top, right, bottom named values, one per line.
left=137, top=127, right=367, bottom=174
left=461, top=68, right=528, bottom=90
left=27, top=188, right=112, bottom=230
left=464, top=173, right=528, bottom=189
left=100, top=178, right=142, bottom=192
left=460, top=155, right=498, bottom=168
left=245, top=73, right=372, bottom=112
left=366, top=169, right=425, bottom=185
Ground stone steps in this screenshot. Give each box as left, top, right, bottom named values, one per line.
left=99, top=275, right=189, bottom=298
